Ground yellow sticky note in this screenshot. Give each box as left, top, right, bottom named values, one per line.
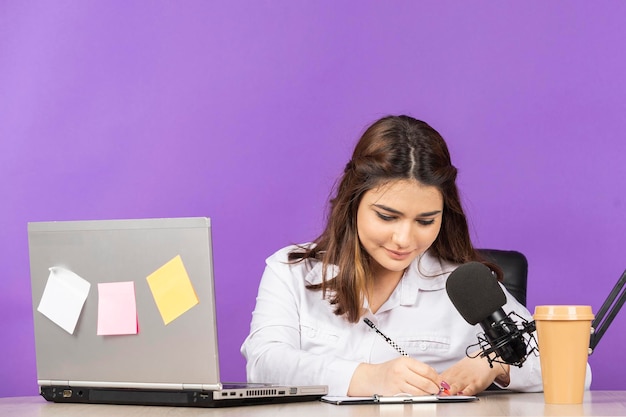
left=146, top=255, right=199, bottom=325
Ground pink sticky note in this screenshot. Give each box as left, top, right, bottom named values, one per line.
left=97, top=281, right=138, bottom=336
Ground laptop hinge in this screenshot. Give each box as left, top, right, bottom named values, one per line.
left=39, top=379, right=69, bottom=386
left=183, top=383, right=222, bottom=391
left=39, top=380, right=222, bottom=391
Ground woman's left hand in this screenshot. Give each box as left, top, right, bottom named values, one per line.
left=439, top=354, right=510, bottom=396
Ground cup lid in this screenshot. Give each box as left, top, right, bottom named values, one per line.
left=533, top=305, right=594, bottom=320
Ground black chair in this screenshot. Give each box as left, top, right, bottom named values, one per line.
left=477, top=249, right=528, bottom=307
left=476, top=249, right=529, bottom=391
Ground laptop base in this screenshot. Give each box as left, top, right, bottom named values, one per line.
left=41, top=386, right=324, bottom=408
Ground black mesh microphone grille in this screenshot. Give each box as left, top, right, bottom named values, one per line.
left=445, top=262, right=507, bottom=325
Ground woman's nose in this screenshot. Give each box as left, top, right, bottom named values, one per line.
left=391, top=222, right=412, bottom=248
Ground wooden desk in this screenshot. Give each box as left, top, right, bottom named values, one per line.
left=2, top=391, right=626, bottom=416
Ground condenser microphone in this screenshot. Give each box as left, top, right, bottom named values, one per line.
left=446, top=262, right=536, bottom=368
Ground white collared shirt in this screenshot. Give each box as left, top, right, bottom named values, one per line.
left=241, top=245, right=558, bottom=395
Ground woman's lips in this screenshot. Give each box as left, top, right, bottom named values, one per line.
left=385, top=248, right=413, bottom=260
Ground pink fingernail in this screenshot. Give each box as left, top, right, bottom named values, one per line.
left=441, top=381, right=450, bottom=390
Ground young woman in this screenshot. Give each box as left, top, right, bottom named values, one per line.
left=241, top=115, right=544, bottom=396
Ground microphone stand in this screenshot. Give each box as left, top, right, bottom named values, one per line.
left=589, top=269, right=626, bottom=354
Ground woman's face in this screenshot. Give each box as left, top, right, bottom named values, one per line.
left=356, top=179, right=444, bottom=278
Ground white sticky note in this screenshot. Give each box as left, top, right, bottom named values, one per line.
left=37, top=267, right=91, bottom=334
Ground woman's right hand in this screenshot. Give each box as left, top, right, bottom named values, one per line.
left=347, top=357, right=442, bottom=397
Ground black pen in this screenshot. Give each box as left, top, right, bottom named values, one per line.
left=363, top=317, right=409, bottom=357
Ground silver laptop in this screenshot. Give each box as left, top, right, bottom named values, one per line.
left=28, top=217, right=327, bottom=407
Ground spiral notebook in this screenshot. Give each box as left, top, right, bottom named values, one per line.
left=321, top=394, right=477, bottom=404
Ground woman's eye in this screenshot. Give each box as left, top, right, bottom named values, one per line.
left=376, top=212, right=395, bottom=221
left=417, top=219, right=435, bottom=226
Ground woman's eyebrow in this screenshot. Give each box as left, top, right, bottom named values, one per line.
left=372, top=204, right=442, bottom=217
left=372, top=204, right=403, bottom=215
left=418, top=210, right=443, bottom=217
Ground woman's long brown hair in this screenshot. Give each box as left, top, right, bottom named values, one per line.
left=289, top=115, right=500, bottom=323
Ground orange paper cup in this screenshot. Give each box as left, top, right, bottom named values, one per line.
left=533, top=305, right=593, bottom=405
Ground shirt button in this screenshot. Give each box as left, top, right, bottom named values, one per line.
left=419, top=342, right=428, bottom=351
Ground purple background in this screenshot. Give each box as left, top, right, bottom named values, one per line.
left=2, top=2, right=625, bottom=398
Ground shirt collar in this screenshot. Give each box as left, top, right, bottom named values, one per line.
left=303, top=250, right=459, bottom=307
left=399, top=250, right=458, bottom=305
left=304, top=260, right=337, bottom=286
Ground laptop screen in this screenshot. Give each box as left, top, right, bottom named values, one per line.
left=28, top=217, right=222, bottom=390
